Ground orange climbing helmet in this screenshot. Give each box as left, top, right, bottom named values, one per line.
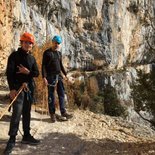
left=20, top=32, right=35, bottom=44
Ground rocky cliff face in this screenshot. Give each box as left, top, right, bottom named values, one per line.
left=0, top=0, right=155, bottom=121
left=0, top=0, right=15, bottom=86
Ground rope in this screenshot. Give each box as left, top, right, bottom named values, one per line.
left=0, top=85, right=24, bottom=120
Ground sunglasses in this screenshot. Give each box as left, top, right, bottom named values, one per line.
left=23, top=41, right=33, bottom=45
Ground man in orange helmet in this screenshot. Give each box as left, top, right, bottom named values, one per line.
left=4, top=32, right=40, bottom=155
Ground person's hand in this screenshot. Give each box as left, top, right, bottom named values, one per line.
left=22, top=82, right=29, bottom=92
left=9, top=90, right=17, bottom=100
left=43, top=78, right=48, bottom=86
left=17, top=64, right=30, bottom=74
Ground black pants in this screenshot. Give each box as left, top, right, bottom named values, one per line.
left=8, top=91, right=31, bottom=136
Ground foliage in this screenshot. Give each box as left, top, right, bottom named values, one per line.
left=87, top=76, right=99, bottom=97
left=131, top=70, right=155, bottom=121
left=89, top=91, right=104, bottom=114
left=81, top=91, right=92, bottom=110
left=140, top=3, right=155, bottom=62
left=104, top=84, right=127, bottom=117
left=64, top=80, right=85, bottom=108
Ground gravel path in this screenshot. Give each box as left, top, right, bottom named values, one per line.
left=0, top=108, right=155, bottom=155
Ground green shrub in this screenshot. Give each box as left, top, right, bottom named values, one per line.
left=89, top=91, right=104, bottom=114
left=131, top=70, right=155, bottom=124
left=104, top=84, right=126, bottom=117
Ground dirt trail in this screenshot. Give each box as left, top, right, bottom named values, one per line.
left=0, top=107, right=155, bottom=155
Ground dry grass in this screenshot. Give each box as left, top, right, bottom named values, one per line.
left=87, top=76, right=99, bottom=97
left=32, top=42, right=52, bottom=108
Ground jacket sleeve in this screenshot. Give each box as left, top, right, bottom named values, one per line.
left=29, top=57, right=39, bottom=78
left=6, top=53, right=17, bottom=90
left=42, top=51, right=47, bottom=78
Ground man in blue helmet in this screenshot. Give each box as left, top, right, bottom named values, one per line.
left=42, top=35, right=72, bottom=122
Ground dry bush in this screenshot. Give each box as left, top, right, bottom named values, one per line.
left=64, top=79, right=85, bottom=108
left=87, top=76, right=99, bottom=97
left=64, top=81, right=75, bottom=108
left=81, top=90, right=91, bottom=110
left=32, top=41, right=53, bottom=108
left=65, top=74, right=103, bottom=112
left=71, top=72, right=82, bottom=78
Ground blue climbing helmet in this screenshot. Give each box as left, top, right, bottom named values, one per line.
left=52, top=35, right=62, bottom=44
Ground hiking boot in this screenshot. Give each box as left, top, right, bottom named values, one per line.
left=21, top=135, right=40, bottom=145
left=3, top=141, right=15, bottom=155
left=50, top=113, right=56, bottom=123
left=61, top=112, right=73, bottom=119
left=55, top=114, right=68, bottom=122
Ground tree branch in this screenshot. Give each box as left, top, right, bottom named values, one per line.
left=136, top=111, right=155, bottom=126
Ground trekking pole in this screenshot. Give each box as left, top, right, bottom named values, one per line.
left=0, top=85, right=24, bottom=120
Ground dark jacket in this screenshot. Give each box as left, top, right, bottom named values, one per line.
left=6, top=48, right=39, bottom=90
left=42, top=48, right=67, bottom=78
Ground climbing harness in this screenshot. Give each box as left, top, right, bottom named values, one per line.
left=48, top=75, right=59, bottom=87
